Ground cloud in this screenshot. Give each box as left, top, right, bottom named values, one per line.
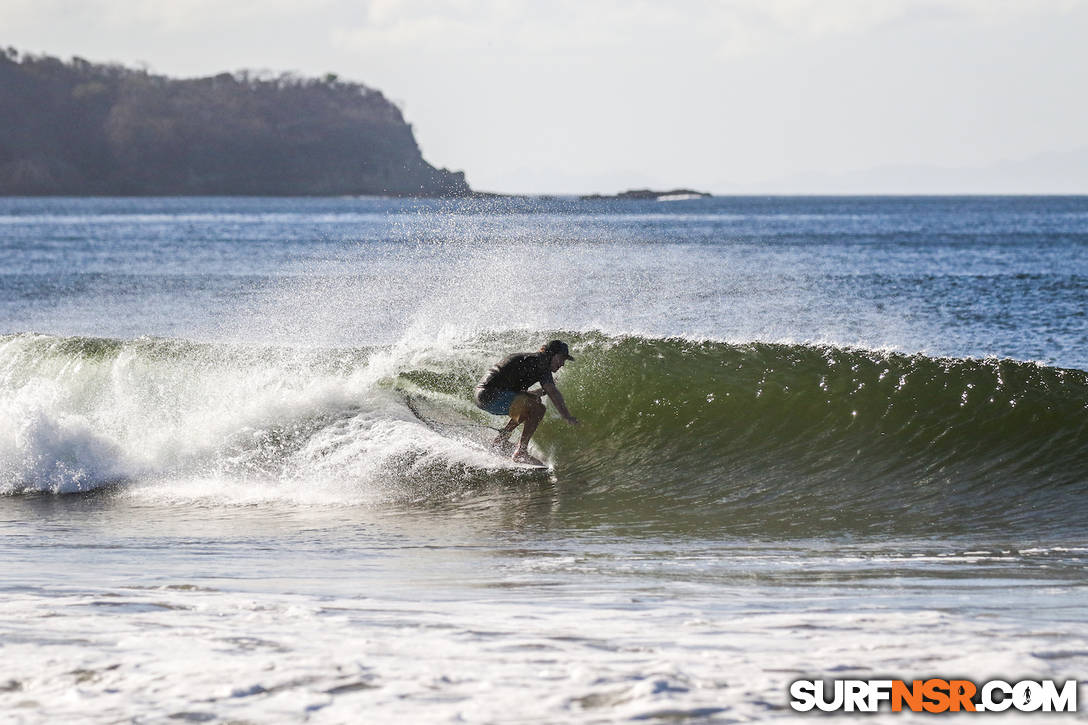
left=7, top=0, right=337, bottom=33
left=11, top=0, right=1082, bottom=65
left=330, top=0, right=1083, bottom=62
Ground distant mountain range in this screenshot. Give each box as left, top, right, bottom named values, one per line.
left=745, top=148, right=1088, bottom=195
left=0, top=49, right=471, bottom=196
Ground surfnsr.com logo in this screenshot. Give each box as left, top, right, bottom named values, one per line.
left=789, top=679, right=1078, bottom=713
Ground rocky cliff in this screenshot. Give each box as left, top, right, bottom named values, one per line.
left=0, top=49, right=471, bottom=196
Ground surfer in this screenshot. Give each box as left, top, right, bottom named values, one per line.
left=474, top=340, right=580, bottom=465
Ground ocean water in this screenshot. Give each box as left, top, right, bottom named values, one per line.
left=1, top=196, right=1087, bottom=722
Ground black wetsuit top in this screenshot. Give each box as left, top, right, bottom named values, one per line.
left=475, top=352, right=555, bottom=406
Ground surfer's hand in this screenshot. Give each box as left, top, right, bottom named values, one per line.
left=565, top=415, right=580, bottom=425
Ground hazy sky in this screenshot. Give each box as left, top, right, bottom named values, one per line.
left=7, top=0, right=1088, bottom=193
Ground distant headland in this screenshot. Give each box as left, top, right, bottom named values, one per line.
left=580, top=188, right=713, bottom=201
left=0, top=49, right=471, bottom=196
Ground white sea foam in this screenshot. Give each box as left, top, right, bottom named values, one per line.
left=0, top=332, right=538, bottom=500
left=2, top=552, right=1085, bottom=724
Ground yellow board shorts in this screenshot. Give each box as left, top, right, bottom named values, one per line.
left=507, top=392, right=535, bottom=422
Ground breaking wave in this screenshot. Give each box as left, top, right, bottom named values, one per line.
left=2, top=331, right=1086, bottom=534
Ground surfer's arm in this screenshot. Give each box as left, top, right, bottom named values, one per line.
left=541, top=382, right=578, bottom=424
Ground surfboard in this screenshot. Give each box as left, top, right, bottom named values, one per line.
left=402, top=393, right=550, bottom=470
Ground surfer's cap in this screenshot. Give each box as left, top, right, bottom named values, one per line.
left=545, top=339, right=575, bottom=361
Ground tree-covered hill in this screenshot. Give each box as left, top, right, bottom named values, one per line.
left=0, top=49, right=471, bottom=196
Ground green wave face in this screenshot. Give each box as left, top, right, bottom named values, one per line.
left=516, top=335, right=1088, bottom=536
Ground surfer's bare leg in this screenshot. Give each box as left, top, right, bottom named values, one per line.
left=492, top=418, right=520, bottom=448
left=513, top=398, right=546, bottom=464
